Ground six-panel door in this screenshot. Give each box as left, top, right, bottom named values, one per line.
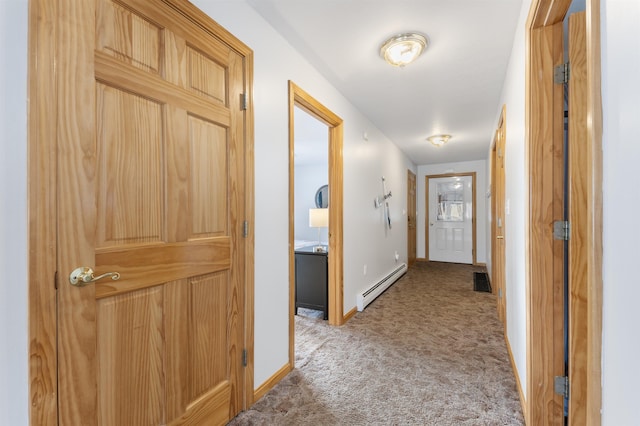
left=57, top=0, right=247, bottom=424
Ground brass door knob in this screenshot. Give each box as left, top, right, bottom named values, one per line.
left=69, top=267, right=120, bottom=287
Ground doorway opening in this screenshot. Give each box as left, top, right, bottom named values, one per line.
left=293, top=105, right=329, bottom=322
left=288, top=81, right=344, bottom=369
left=425, top=173, right=477, bottom=265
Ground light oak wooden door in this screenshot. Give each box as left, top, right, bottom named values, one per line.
left=56, top=0, right=249, bottom=424
left=407, top=170, right=417, bottom=267
left=568, top=10, right=588, bottom=425
left=493, top=109, right=506, bottom=324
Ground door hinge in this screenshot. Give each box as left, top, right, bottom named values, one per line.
left=554, top=375, right=570, bottom=399
left=554, top=62, right=570, bottom=84
left=242, top=349, right=248, bottom=367
left=242, top=220, right=249, bottom=238
left=54, top=270, right=59, bottom=290
left=553, top=220, right=571, bottom=241
left=240, top=93, right=248, bottom=110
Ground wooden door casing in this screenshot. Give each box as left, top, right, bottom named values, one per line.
left=568, top=11, right=589, bottom=424
left=407, top=170, right=417, bottom=267
left=527, top=16, right=567, bottom=425
left=53, top=0, right=251, bottom=424
left=493, top=107, right=507, bottom=324
left=526, top=0, right=603, bottom=421
left=288, top=81, right=344, bottom=328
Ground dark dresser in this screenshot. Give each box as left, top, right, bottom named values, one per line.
left=294, top=245, right=328, bottom=320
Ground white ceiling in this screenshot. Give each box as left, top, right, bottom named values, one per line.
left=247, top=0, right=524, bottom=166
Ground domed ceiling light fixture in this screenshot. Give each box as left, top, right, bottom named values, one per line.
left=380, top=32, right=428, bottom=67
left=427, top=134, right=451, bottom=147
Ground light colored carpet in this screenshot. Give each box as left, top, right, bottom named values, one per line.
left=229, top=262, right=525, bottom=425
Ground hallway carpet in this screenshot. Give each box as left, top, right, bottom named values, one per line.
left=229, top=262, right=525, bottom=425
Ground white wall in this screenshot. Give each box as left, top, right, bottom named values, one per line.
left=294, top=164, right=328, bottom=243
left=191, top=0, right=415, bottom=388
left=343, top=133, right=414, bottom=310
left=416, top=160, right=488, bottom=263
left=600, top=0, right=640, bottom=423
left=488, top=0, right=530, bottom=398
left=0, top=0, right=28, bottom=424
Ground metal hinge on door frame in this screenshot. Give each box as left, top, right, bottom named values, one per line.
left=554, top=62, right=570, bottom=84
left=242, top=349, right=248, bottom=367
left=553, top=220, right=571, bottom=241
left=242, top=220, right=249, bottom=238
left=554, top=375, right=570, bottom=399
left=240, top=93, right=248, bottom=110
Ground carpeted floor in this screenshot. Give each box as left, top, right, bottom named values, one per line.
left=229, top=262, right=525, bottom=425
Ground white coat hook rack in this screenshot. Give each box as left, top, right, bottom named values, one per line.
left=374, top=176, right=392, bottom=229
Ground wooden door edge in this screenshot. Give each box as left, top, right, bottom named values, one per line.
left=242, top=51, right=256, bottom=410
left=491, top=106, right=507, bottom=321
left=490, top=132, right=498, bottom=295
left=585, top=1, right=603, bottom=422
left=407, top=169, right=417, bottom=268
left=525, top=0, right=603, bottom=424
left=424, top=176, right=430, bottom=262
left=525, top=16, right=566, bottom=426
left=28, top=0, right=59, bottom=424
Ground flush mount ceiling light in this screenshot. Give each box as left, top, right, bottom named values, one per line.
left=427, top=134, right=451, bottom=147
left=380, top=32, right=428, bottom=67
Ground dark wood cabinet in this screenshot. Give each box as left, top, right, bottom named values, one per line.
left=294, top=246, right=328, bottom=320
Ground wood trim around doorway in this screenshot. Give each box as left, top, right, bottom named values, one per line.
left=424, top=172, right=477, bottom=265
left=490, top=105, right=507, bottom=325
left=526, top=6, right=570, bottom=424
left=584, top=3, right=603, bottom=421
left=407, top=169, right=417, bottom=268
left=288, top=81, right=345, bottom=367
left=28, top=1, right=58, bottom=423
left=525, top=0, right=603, bottom=424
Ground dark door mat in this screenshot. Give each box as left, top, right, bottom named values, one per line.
left=473, top=272, right=492, bottom=293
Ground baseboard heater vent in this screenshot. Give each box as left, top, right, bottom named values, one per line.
left=356, top=263, right=407, bottom=311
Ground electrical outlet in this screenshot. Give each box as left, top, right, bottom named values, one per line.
left=394, top=251, right=399, bottom=261
left=363, top=264, right=367, bottom=275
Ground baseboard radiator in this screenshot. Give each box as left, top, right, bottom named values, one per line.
left=356, top=263, right=407, bottom=311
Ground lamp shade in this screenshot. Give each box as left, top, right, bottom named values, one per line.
left=380, top=33, right=427, bottom=67
left=309, top=208, right=329, bottom=228
left=427, top=134, right=451, bottom=147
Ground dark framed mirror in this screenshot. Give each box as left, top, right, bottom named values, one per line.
left=315, top=184, right=328, bottom=208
